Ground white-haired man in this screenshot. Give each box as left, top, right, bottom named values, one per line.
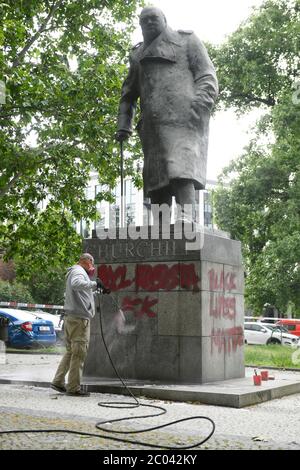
left=51, top=253, right=103, bottom=396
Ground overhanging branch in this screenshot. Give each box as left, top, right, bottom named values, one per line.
left=12, top=0, right=64, bottom=68
left=0, top=139, right=83, bottom=198
left=230, top=92, right=276, bottom=107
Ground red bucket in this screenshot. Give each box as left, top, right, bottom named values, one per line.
left=261, top=370, right=269, bottom=381
left=253, top=374, right=262, bottom=386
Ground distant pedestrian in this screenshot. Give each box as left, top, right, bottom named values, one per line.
left=51, top=253, right=99, bottom=397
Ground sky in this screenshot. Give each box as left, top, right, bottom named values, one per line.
left=132, top=0, right=265, bottom=181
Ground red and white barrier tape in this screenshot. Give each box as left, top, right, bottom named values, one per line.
left=0, top=301, right=64, bottom=310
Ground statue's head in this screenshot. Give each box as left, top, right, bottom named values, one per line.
left=139, top=6, right=167, bottom=44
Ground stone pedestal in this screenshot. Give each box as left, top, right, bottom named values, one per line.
left=83, top=225, right=245, bottom=384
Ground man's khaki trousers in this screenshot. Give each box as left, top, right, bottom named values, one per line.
left=52, top=315, right=90, bottom=393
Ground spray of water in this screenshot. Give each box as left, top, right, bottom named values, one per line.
left=114, top=309, right=136, bottom=335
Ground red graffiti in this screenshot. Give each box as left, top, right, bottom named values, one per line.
left=135, top=263, right=199, bottom=292
left=97, top=265, right=133, bottom=291
left=97, top=263, right=200, bottom=292
left=211, top=326, right=244, bottom=354
left=209, top=294, right=236, bottom=320
left=122, top=296, right=158, bottom=318
left=180, top=264, right=200, bottom=292
left=208, top=269, right=237, bottom=292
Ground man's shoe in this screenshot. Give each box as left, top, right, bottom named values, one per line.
left=66, top=389, right=90, bottom=397
left=50, top=383, right=66, bottom=393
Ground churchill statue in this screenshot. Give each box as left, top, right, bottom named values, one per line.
left=116, top=6, right=218, bottom=221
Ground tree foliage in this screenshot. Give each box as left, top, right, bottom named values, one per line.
left=208, top=0, right=299, bottom=112
left=0, top=0, right=143, bottom=277
left=26, top=266, right=66, bottom=304
left=0, top=279, right=34, bottom=302
left=212, top=0, right=300, bottom=314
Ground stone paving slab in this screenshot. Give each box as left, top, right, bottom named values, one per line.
left=1, top=354, right=300, bottom=407
left=1, top=384, right=300, bottom=451
left=1, top=355, right=300, bottom=450
left=81, top=373, right=300, bottom=408
left=1, top=375, right=299, bottom=408
left=0, top=374, right=300, bottom=408
left=1, top=409, right=298, bottom=451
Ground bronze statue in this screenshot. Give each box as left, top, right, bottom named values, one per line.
left=116, top=7, right=218, bottom=221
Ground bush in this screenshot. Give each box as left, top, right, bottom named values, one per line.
left=24, top=269, right=66, bottom=305
left=0, top=279, right=34, bottom=303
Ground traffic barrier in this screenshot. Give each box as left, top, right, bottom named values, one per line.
left=0, top=301, right=64, bottom=310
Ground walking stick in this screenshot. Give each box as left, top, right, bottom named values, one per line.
left=120, top=140, right=125, bottom=228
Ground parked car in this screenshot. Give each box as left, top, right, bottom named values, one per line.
left=276, top=319, right=300, bottom=337
left=244, top=322, right=299, bottom=346
left=259, top=323, right=299, bottom=345
left=30, top=310, right=64, bottom=342
left=261, top=324, right=289, bottom=334
left=0, top=308, right=56, bottom=348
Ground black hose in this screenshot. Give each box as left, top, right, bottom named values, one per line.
left=0, top=290, right=216, bottom=450
left=94, top=290, right=215, bottom=449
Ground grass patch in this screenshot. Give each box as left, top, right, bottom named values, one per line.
left=245, top=344, right=300, bottom=369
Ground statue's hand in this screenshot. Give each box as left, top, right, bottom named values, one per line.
left=115, top=130, right=130, bottom=142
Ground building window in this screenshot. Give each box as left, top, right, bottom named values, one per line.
left=203, top=191, right=213, bottom=228
left=109, top=204, right=120, bottom=228
left=126, top=203, right=135, bottom=225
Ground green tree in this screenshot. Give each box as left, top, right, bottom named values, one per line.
left=208, top=0, right=299, bottom=112
left=25, top=266, right=66, bottom=305
left=0, top=279, right=34, bottom=302
left=212, top=0, right=300, bottom=314
left=0, top=0, right=143, bottom=276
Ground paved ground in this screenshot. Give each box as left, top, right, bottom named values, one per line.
left=0, top=354, right=300, bottom=450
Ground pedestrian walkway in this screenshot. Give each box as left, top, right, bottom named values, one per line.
left=1, top=354, right=300, bottom=408
left=1, top=355, right=300, bottom=450
left=1, top=382, right=300, bottom=450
